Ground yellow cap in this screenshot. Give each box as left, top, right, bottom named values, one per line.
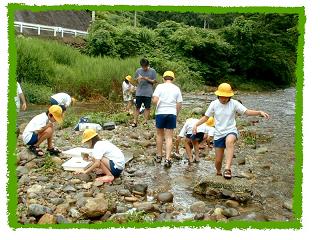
left=206, top=117, right=215, bottom=127
left=214, top=83, right=234, bottom=97
left=163, top=71, right=175, bottom=79
left=48, top=105, right=63, bottom=123
left=82, top=128, right=98, bottom=143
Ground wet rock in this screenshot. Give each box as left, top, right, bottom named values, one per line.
left=157, top=192, right=174, bottom=203
left=133, top=183, right=148, bottom=194
left=51, top=156, right=64, bottom=165
left=56, top=214, right=70, bottom=224
left=83, top=197, right=109, bottom=218
left=133, top=202, right=154, bottom=212
left=194, top=213, right=204, bottom=220
left=193, top=177, right=252, bottom=202
left=225, top=200, right=240, bottom=208
left=116, top=206, right=128, bottom=213
left=54, top=203, right=70, bottom=215
left=229, top=212, right=268, bottom=221
left=93, top=181, right=104, bottom=187
left=69, top=207, right=81, bottom=219
left=124, top=196, right=139, bottom=202
left=50, top=198, right=64, bottom=205
left=28, top=204, right=52, bottom=217
left=100, top=211, right=112, bottom=221
left=283, top=199, right=293, bottom=211
left=222, top=208, right=239, bottom=218
left=19, top=148, right=36, bottom=162
left=17, top=166, right=29, bottom=177
left=38, top=213, right=56, bottom=224
left=256, top=147, right=268, bottom=154
left=63, top=185, right=76, bottom=192
left=27, top=184, right=43, bottom=195
left=112, top=178, right=122, bottom=185
left=70, top=179, right=82, bottom=184
left=190, top=201, right=207, bottom=214
left=18, top=175, right=30, bottom=185
left=118, top=189, right=131, bottom=197
left=75, top=173, right=91, bottom=182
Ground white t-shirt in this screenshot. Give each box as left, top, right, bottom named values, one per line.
left=22, top=112, right=49, bottom=144
left=153, top=82, right=183, bottom=115
left=122, top=81, right=134, bottom=94
left=92, top=140, right=125, bottom=170
left=178, top=118, right=210, bottom=137
left=15, top=82, right=23, bottom=111
left=51, top=93, right=72, bottom=107
left=205, top=99, right=247, bottom=140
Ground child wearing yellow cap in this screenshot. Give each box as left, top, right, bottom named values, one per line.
left=79, top=129, right=125, bottom=183
left=22, top=105, right=64, bottom=156
left=176, top=116, right=214, bottom=163
left=193, top=83, right=269, bottom=179
left=50, top=92, right=76, bottom=112
left=122, top=75, right=135, bottom=115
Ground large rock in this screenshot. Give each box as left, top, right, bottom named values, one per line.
left=19, top=148, right=36, bottom=162
left=38, top=213, right=57, bottom=224
left=157, top=192, right=174, bottom=203
left=83, top=197, right=109, bottom=218
left=193, top=177, right=252, bottom=203
left=190, top=201, right=207, bottom=214
left=28, top=204, right=52, bottom=217
left=133, top=183, right=148, bottom=194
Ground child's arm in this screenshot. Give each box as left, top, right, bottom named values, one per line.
left=82, top=158, right=100, bottom=174
left=192, top=116, right=209, bottom=134
left=36, top=122, right=53, bottom=134
left=176, top=102, right=182, bottom=117
left=245, top=109, right=270, bottom=119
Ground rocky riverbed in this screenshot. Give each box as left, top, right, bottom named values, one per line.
left=16, top=88, right=296, bottom=224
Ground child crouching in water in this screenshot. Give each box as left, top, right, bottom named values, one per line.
left=79, top=129, right=125, bottom=183
left=192, top=83, right=270, bottom=179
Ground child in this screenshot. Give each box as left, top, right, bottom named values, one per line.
left=192, top=83, right=270, bottom=179
left=152, top=71, right=183, bottom=168
left=176, top=117, right=214, bottom=163
left=122, top=75, right=135, bottom=115
left=15, top=82, right=27, bottom=136
left=80, top=129, right=125, bottom=183
left=22, top=105, right=63, bottom=156
left=50, top=92, right=76, bottom=112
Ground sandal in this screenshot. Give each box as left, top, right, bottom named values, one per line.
left=47, top=147, right=62, bottom=156
left=164, top=159, right=172, bottom=168
left=29, top=145, right=44, bottom=157
left=131, top=123, right=137, bottom=128
left=154, top=156, right=162, bottom=163
left=223, top=169, right=232, bottom=179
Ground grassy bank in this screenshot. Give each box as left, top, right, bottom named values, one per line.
left=16, top=36, right=143, bottom=104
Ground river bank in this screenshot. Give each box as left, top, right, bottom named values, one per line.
left=15, top=88, right=296, bottom=224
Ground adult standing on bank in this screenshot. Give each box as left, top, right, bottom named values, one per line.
left=131, top=58, right=157, bottom=127
left=152, top=71, right=183, bottom=168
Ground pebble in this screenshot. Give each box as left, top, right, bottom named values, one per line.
left=256, top=147, right=268, bottom=154
left=17, top=166, right=29, bottom=177
left=83, top=198, right=109, bottom=218
left=51, top=156, right=64, bottom=165
left=38, top=213, right=56, bottom=224
left=112, top=178, right=122, bottom=185
left=83, top=182, right=93, bottom=189
left=70, top=179, right=82, bottom=184
left=225, top=200, right=240, bottom=208
left=157, top=192, right=174, bottom=203
left=54, top=203, right=70, bottom=215
left=93, top=181, right=104, bottom=187
left=214, top=207, right=224, bottom=215
left=63, top=185, right=76, bottom=192
left=56, top=214, right=70, bottom=224
left=118, top=189, right=132, bottom=197
left=69, top=207, right=81, bottom=219
left=133, top=202, right=154, bottom=212
left=190, top=201, right=207, bottom=214
left=283, top=199, right=293, bottom=211
left=124, top=196, right=139, bottom=202
left=222, top=208, right=239, bottom=218
left=116, top=206, right=128, bottom=213
left=50, top=198, right=64, bottom=205
left=28, top=204, right=52, bottom=217
left=133, top=183, right=148, bottom=194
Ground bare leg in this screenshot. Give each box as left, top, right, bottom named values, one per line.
left=35, top=126, right=53, bottom=148
left=225, top=134, right=237, bottom=170
left=193, top=140, right=200, bottom=162
left=215, top=148, right=225, bottom=175
left=156, top=128, right=164, bottom=157
left=100, top=157, right=115, bottom=182
left=143, top=108, right=150, bottom=123
left=164, top=129, right=174, bottom=160
left=184, top=138, right=193, bottom=162
left=133, top=108, right=139, bottom=125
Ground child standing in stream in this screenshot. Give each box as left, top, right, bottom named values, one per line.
left=192, top=83, right=270, bottom=179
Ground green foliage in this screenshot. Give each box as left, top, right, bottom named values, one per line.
left=21, top=81, right=53, bottom=104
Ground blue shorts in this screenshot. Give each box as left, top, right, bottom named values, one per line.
left=50, top=98, right=66, bottom=112
left=27, top=132, right=38, bottom=145
left=156, top=114, right=176, bottom=129
left=214, top=132, right=238, bottom=148
left=186, top=132, right=205, bottom=142
left=135, top=96, right=151, bottom=109
left=110, top=160, right=123, bottom=178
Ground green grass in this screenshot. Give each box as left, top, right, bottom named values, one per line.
left=16, top=36, right=140, bottom=103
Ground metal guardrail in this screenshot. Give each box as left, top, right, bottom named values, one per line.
left=14, top=21, right=88, bottom=37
